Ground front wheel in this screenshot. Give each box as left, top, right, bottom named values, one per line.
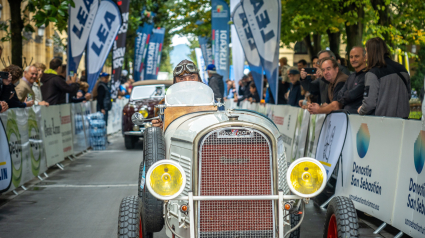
left=323, top=196, right=359, bottom=238
left=118, top=196, right=153, bottom=238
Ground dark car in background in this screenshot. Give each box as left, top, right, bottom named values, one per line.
left=122, top=80, right=173, bottom=149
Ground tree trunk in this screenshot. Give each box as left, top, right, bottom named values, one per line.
left=343, top=2, right=364, bottom=60
left=327, top=29, right=341, bottom=57
left=8, top=0, right=24, bottom=68
left=371, top=0, right=393, bottom=49
left=304, top=33, right=322, bottom=59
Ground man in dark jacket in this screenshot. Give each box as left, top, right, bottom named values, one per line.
left=40, top=58, right=80, bottom=105
left=1, top=65, right=33, bottom=109
left=206, top=64, right=224, bottom=102
left=287, top=69, right=304, bottom=107
left=97, top=72, right=111, bottom=126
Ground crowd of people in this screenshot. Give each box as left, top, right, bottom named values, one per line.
left=225, top=37, right=411, bottom=119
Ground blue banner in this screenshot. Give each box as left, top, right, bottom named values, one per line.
left=241, top=0, right=281, bottom=103
left=212, top=0, right=230, bottom=85
left=143, top=28, right=166, bottom=80
left=231, top=3, right=263, bottom=98
left=198, top=36, right=213, bottom=67
left=133, top=23, right=154, bottom=81
left=86, top=0, right=122, bottom=92
left=67, top=0, right=99, bottom=77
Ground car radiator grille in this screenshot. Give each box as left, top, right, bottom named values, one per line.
left=198, top=128, right=274, bottom=238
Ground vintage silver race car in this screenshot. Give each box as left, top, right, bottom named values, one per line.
left=118, top=82, right=327, bottom=238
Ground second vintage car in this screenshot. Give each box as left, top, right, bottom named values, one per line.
left=121, top=80, right=173, bottom=149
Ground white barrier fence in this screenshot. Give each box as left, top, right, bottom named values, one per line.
left=0, top=99, right=127, bottom=194
left=227, top=100, right=424, bottom=237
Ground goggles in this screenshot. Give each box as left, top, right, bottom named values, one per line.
left=173, top=63, right=199, bottom=77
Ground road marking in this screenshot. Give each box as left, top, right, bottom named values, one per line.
left=35, top=184, right=138, bottom=188
left=0, top=162, right=6, bottom=166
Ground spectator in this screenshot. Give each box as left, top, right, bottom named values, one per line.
left=225, top=79, right=236, bottom=100
left=97, top=72, right=112, bottom=126
left=15, top=66, right=49, bottom=106
left=40, top=58, right=80, bottom=105
left=311, top=56, right=319, bottom=67
left=336, top=47, right=367, bottom=113
left=32, top=63, right=46, bottom=103
left=238, top=75, right=249, bottom=99
left=286, top=69, right=304, bottom=107
left=0, top=65, right=34, bottom=108
left=335, top=53, right=350, bottom=75
left=247, top=82, right=260, bottom=103
left=277, top=76, right=291, bottom=105
left=358, top=37, right=411, bottom=118
left=308, top=57, right=348, bottom=114
left=0, top=75, right=8, bottom=113
left=77, top=82, right=89, bottom=98
left=80, top=70, right=87, bottom=82
left=318, top=50, right=350, bottom=75
left=121, top=70, right=128, bottom=84
left=206, top=64, right=224, bottom=102
left=297, top=59, right=307, bottom=72
left=280, top=57, right=290, bottom=83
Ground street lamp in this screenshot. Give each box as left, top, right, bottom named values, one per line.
left=38, top=25, right=45, bottom=37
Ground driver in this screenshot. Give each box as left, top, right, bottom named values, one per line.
left=152, top=59, right=202, bottom=128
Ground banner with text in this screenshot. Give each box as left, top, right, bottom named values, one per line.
left=60, top=104, right=74, bottom=157
left=291, top=109, right=310, bottom=161
left=143, top=27, right=165, bottom=80
left=195, top=48, right=208, bottom=84
left=271, top=105, right=300, bottom=161
left=0, top=115, right=12, bottom=192
left=232, top=3, right=263, bottom=97
left=212, top=0, right=230, bottom=84
left=199, top=36, right=213, bottom=67
left=241, top=0, right=281, bottom=103
left=86, top=0, right=122, bottom=92
left=28, top=107, right=47, bottom=178
left=67, top=0, right=99, bottom=77
left=134, top=23, right=154, bottom=81
left=111, top=0, right=130, bottom=99
left=41, top=106, right=65, bottom=167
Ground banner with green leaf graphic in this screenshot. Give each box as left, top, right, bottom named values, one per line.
left=0, top=118, right=12, bottom=192
left=28, top=107, right=47, bottom=177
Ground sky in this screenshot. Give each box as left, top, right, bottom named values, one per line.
left=170, top=35, right=191, bottom=68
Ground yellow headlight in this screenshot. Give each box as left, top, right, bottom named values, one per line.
left=139, top=109, right=149, bottom=118
left=146, top=160, right=186, bottom=200
left=286, top=157, right=326, bottom=198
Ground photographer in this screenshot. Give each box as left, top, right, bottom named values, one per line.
left=0, top=65, right=34, bottom=109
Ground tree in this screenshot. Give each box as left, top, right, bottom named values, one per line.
left=6, top=0, right=73, bottom=67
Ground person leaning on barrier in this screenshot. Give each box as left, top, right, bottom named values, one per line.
left=32, top=63, right=46, bottom=103
left=97, top=72, right=112, bottom=127
left=358, top=37, right=411, bottom=118
left=0, top=65, right=34, bottom=108
left=206, top=64, right=224, bottom=102
left=40, top=58, right=80, bottom=105
left=308, top=57, right=348, bottom=114
left=285, top=69, right=303, bottom=107
left=152, top=59, right=202, bottom=129
left=15, top=66, right=49, bottom=106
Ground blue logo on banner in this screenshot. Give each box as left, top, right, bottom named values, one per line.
left=414, top=131, right=425, bottom=174
left=356, top=123, right=370, bottom=158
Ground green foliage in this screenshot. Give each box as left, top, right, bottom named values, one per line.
left=411, top=45, right=425, bottom=92
left=25, top=0, right=74, bottom=33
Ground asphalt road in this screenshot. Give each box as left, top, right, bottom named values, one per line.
left=0, top=133, right=402, bottom=238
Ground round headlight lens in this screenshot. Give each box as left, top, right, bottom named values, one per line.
left=286, top=157, right=326, bottom=198
left=139, top=109, right=149, bottom=118
left=146, top=160, right=186, bottom=200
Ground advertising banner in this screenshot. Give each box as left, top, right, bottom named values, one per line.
left=134, top=23, right=154, bottom=81
left=392, top=120, right=425, bottom=237
left=143, top=27, right=166, bottom=80
left=335, top=115, right=404, bottom=225
left=86, top=0, right=122, bottom=92
left=110, top=0, right=131, bottom=99
left=0, top=109, right=32, bottom=191
left=198, top=36, right=213, bottom=67
left=0, top=116, right=12, bottom=192
left=232, top=3, right=263, bottom=97
left=67, top=0, right=99, bottom=77
left=211, top=0, right=230, bottom=83
left=271, top=105, right=300, bottom=161
left=306, top=114, right=325, bottom=158
left=230, top=0, right=245, bottom=88
left=28, top=107, right=47, bottom=177
left=60, top=104, right=74, bottom=157
left=315, top=111, right=348, bottom=180
left=241, top=0, right=281, bottom=103
left=40, top=106, right=64, bottom=167
left=291, top=109, right=310, bottom=161
left=195, top=48, right=208, bottom=84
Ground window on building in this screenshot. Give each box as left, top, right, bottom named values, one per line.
left=294, top=41, right=308, bottom=54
